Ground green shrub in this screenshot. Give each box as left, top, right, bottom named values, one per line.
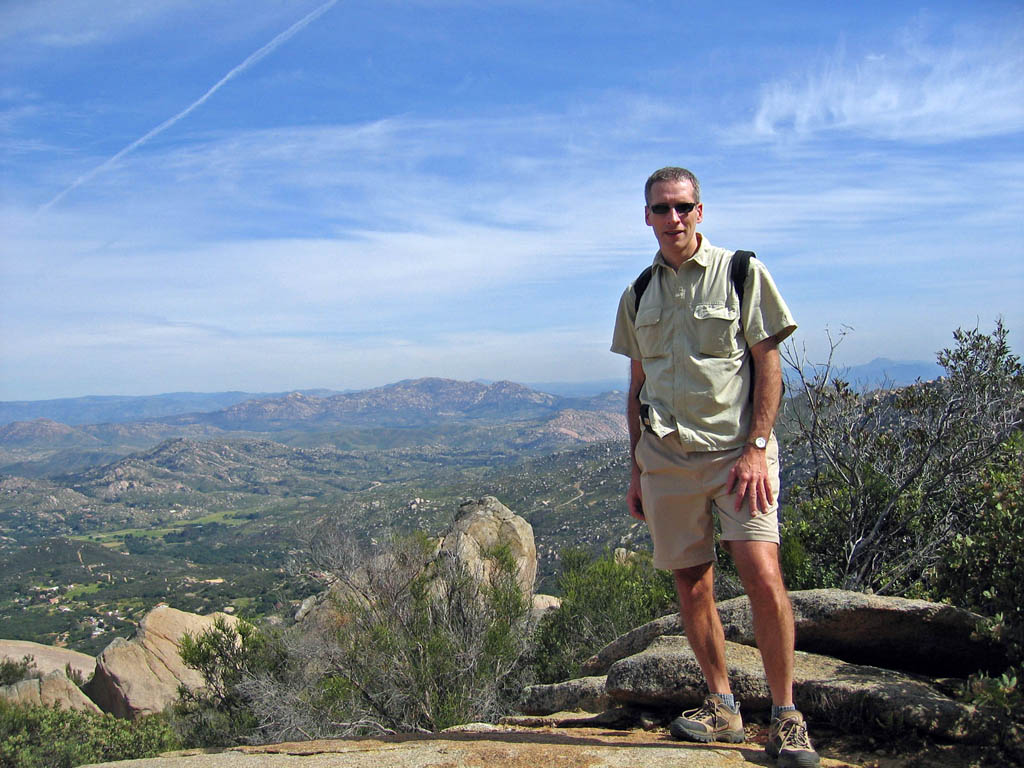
left=963, top=667, right=1021, bottom=717
left=782, top=321, right=1024, bottom=595
left=307, top=536, right=533, bottom=734
left=172, top=618, right=288, bottom=747
left=173, top=532, right=534, bottom=744
left=0, top=700, right=179, bottom=768
left=0, top=656, right=38, bottom=686
left=532, top=548, right=675, bottom=683
left=931, top=434, right=1024, bottom=661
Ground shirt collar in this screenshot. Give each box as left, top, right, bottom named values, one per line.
left=653, top=233, right=708, bottom=271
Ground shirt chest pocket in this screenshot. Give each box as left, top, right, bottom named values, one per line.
left=694, top=303, right=740, bottom=357
left=634, top=305, right=667, bottom=359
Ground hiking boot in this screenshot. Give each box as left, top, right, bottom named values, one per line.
left=766, top=710, right=820, bottom=768
left=669, top=696, right=744, bottom=743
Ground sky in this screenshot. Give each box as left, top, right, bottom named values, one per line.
left=2, top=0, right=1022, bottom=401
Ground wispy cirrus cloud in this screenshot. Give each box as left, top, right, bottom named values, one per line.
left=38, top=0, right=340, bottom=212
left=748, top=22, right=1024, bottom=143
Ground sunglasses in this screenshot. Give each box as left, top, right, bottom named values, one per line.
left=649, top=201, right=698, bottom=215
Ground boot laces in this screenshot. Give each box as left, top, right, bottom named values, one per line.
left=778, top=717, right=812, bottom=750
left=682, top=698, right=723, bottom=726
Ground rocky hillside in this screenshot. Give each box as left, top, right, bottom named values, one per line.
left=166, top=378, right=610, bottom=430
left=0, top=378, right=624, bottom=475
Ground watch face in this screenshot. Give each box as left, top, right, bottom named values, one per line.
left=754, top=437, right=767, bottom=449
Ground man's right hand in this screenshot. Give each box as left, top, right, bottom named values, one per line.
left=627, top=473, right=644, bottom=520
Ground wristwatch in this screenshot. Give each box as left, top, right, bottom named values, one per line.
left=749, top=436, right=768, bottom=449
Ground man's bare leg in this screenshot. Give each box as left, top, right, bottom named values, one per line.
left=728, top=540, right=794, bottom=706
left=674, top=561, right=731, bottom=694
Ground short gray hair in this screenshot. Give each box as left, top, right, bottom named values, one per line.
left=644, top=167, right=701, bottom=204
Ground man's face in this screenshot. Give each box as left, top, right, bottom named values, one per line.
left=645, top=179, right=703, bottom=264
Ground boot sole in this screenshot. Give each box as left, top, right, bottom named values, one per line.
left=669, top=720, right=744, bottom=743
left=775, top=753, right=820, bottom=768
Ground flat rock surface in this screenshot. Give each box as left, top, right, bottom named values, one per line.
left=80, top=726, right=867, bottom=768
left=0, top=638, right=95, bottom=679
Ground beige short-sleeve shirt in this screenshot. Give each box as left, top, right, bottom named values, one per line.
left=610, top=237, right=796, bottom=451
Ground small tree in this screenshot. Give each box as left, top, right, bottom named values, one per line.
left=172, top=618, right=288, bottom=747
left=0, top=656, right=38, bottom=687
left=273, top=532, right=533, bottom=735
left=533, top=548, right=675, bottom=683
left=933, top=433, right=1024, bottom=656
left=176, top=520, right=536, bottom=745
left=781, top=320, right=1024, bottom=594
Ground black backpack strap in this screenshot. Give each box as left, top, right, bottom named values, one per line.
left=729, top=250, right=764, bottom=403
left=633, top=265, right=654, bottom=313
left=730, top=249, right=754, bottom=307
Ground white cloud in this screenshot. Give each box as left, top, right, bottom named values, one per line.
left=0, top=1, right=196, bottom=47
left=748, top=22, right=1024, bottom=143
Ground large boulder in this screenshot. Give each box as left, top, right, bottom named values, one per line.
left=0, top=639, right=95, bottom=681
left=605, top=635, right=1000, bottom=745
left=582, top=613, right=680, bottom=676
left=521, top=675, right=609, bottom=715
left=531, top=593, right=562, bottom=622
left=583, top=589, right=1007, bottom=678
left=83, top=605, right=238, bottom=718
left=0, top=669, right=101, bottom=712
left=717, top=589, right=1008, bottom=677
left=440, top=497, right=537, bottom=596
left=296, top=498, right=538, bottom=632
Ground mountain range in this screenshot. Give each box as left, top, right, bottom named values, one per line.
left=0, top=378, right=626, bottom=477
left=0, top=358, right=942, bottom=429
left=0, top=378, right=638, bottom=653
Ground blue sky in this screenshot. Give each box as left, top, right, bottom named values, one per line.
left=2, top=0, right=1022, bottom=400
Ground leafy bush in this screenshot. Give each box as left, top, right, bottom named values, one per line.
left=63, top=663, right=87, bottom=689
left=931, top=434, right=1024, bottom=660
left=174, top=529, right=533, bottom=745
left=781, top=321, right=1024, bottom=595
left=0, top=700, right=179, bottom=768
left=532, top=548, right=675, bottom=683
left=172, top=617, right=288, bottom=747
left=271, top=534, right=534, bottom=736
left=0, top=656, right=38, bottom=686
left=963, top=667, right=1021, bottom=717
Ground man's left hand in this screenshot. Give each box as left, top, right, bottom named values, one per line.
left=727, top=445, right=774, bottom=516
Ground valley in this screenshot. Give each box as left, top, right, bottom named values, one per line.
left=0, top=379, right=640, bottom=654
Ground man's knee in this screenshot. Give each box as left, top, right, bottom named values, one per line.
left=730, top=541, right=789, bottom=600
left=673, top=561, right=715, bottom=602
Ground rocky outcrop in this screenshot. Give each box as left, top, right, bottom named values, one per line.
left=0, top=638, right=95, bottom=681
left=83, top=604, right=238, bottom=718
left=605, top=635, right=999, bottom=744
left=521, top=675, right=609, bottom=715
left=531, top=589, right=1019, bottom=751
left=531, top=593, right=562, bottom=621
left=0, top=669, right=101, bottom=712
left=717, top=589, right=1008, bottom=676
left=296, top=498, right=538, bottom=632
left=440, top=497, right=537, bottom=596
left=582, top=613, right=681, bottom=676
left=583, top=589, right=1008, bottom=678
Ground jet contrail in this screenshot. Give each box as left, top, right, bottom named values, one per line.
left=39, top=0, right=339, bottom=213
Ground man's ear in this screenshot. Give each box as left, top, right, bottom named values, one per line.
left=644, top=206, right=652, bottom=226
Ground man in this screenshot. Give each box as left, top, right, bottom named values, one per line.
left=610, top=167, right=818, bottom=768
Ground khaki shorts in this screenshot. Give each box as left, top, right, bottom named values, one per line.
left=636, top=429, right=781, bottom=571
